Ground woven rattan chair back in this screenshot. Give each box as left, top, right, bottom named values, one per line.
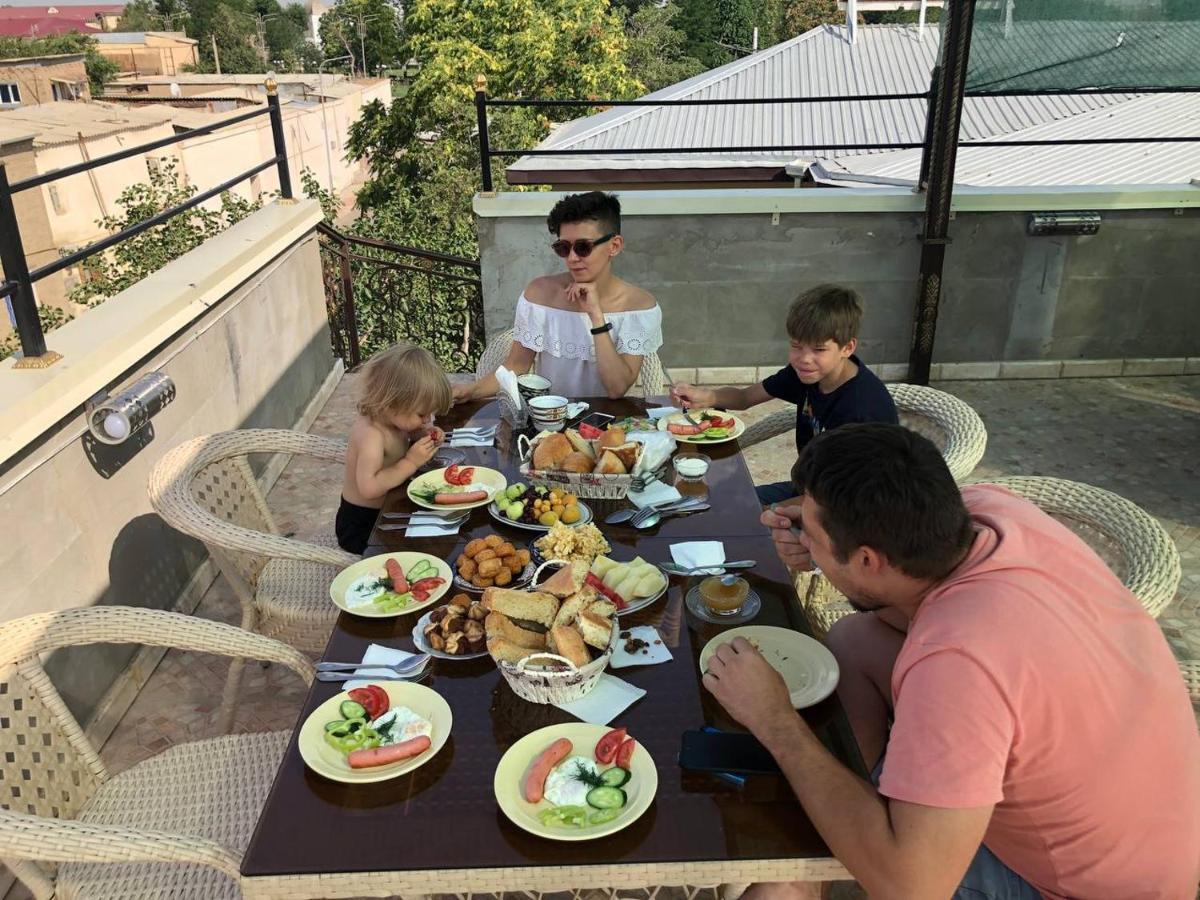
left=475, top=327, right=666, bottom=397
left=188, top=455, right=276, bottom=598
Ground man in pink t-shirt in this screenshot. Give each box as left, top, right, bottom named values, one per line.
left=704, top=424, right=1200, bottom=900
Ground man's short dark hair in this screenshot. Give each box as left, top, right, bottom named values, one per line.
left=792, top=424, right=974, bottom=580
left=546, top=191, right=621, bottom=236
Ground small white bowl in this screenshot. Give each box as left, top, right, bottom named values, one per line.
left=673, top=453, right=711, bottom=481
left=527, top=394, right=569, bottom=421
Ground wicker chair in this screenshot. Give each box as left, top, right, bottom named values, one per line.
left=149, top=429, right=357, bottom=725
left=475, top=327, right=667, bottom=397
left=0, top=606, right=314, bottom=900
left=793, top=476, right=1195, bottom=701
left=740, top=383, right=988, bottom=483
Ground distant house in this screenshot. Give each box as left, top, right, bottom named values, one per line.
left=0, top=52, right=90, bottom=107
left=509, top=22, right=1197, bottom=190
left=93, top=32, right=200, bottom=76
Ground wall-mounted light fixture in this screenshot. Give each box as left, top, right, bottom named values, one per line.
left=1028, top=211, right=1101, bottom=237
left=86, top=373, right=176, bottom=445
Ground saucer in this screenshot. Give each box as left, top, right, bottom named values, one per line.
left=685, top=585, right=762, bottom=624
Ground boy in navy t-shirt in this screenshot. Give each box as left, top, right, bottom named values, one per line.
left=671, top=284, right=897, bottom=505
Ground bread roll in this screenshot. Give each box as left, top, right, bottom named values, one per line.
left=533, top=432, right=573, bottom=470
left=547, top=625, right=591, bottom=668
left=595, top=450, right=628, bottom=475
left=565, top=428, right=596, bottom=460
left=559, top=451, right=594, bottom=474
left=598, top=427, right=626, bottom=450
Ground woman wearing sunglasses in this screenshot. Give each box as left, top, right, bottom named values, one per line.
left=453, top=191, right=662, bottom=402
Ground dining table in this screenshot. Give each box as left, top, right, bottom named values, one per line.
left=240, top=397, right=867, bottom=899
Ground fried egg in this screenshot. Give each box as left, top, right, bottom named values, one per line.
left=542, top=755, right=599, bottom=807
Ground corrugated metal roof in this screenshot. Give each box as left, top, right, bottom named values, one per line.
left=0, top=101, right=173, bottom=146
left=509, top=23, right=1133, bottom=176
left=805, top=92, right=1200, bottom=187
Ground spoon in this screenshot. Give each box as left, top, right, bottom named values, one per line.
left=659, top=560, right=756, bottom=576
left=634, top=503, right=711, bottom=530
left=604, top=497, right=705, bottom=526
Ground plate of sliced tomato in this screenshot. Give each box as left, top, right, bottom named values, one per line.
left=330, top=552, right=454, bottom=618
left=406, top=464, right=507, bottom=511
left=657, top=409, right=745, bottom=444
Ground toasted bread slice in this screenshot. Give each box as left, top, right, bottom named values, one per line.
left=547, top=625, right=591, bottom=668
left=485, top=611, right=546, bottom=650
left=538, top=559, right=590, bottom=599
left=585, top=598, right=618, bottom=620
left=488, top=637, right=539, bottom=666
left=488, top=589, right=558, bottom=630
left=609, top=441, right=640, bottom=472
left=552, top=592, right=589, bottom=629
left=595, top=450, right=627, bottom=475
left=577, top=609, right=614, bottom=651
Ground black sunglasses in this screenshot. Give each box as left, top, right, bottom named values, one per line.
left=551, top=233, right=616, bottom=259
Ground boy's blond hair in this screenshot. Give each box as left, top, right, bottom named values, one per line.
left=786, top=284, right=862, bottom=347
left=357, top=342, right=452, bottom=422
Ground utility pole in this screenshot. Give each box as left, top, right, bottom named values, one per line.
left=210, top=33, right=221, bottom=74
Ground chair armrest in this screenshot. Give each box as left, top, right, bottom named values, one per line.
left=1180, top=660, right=1200, bottom=704
left=2, top=607, right=314, bottom=685
left=739, top=408, right=795, bottom=450
left=0, top=809, right=242, bottom=882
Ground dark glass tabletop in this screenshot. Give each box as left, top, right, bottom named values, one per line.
left=241, top=397, right=864, bottom=880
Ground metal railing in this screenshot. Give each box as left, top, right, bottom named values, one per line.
left=317, top=223, right=485, bottom=372
left=0, top=79, right=294, bottom=368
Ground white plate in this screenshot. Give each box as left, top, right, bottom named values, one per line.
left=656, top=410, right=746, bottom=444
left=411, top=609, right=489, bottom=660
left=488, top=499, right=594, bottom=532
left=330, top=552, right=453, bottom=618
left=298, top=682, right=451, bottom=784
left=698, top=625, right=839, bottom=709
left=406, top=466, right=506, bottom=511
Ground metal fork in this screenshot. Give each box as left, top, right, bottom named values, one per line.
left=316, top=655, right=430, bottom=675
left=629, top=498, right=705, bottom=528
left=381, top=510, right=470, bottom=521
left=446, top=425, right=497, bottom=437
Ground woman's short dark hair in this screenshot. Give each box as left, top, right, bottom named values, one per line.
left=792, top=424, right=975, bottom=580
left=546, top=191, right=621, bottom=236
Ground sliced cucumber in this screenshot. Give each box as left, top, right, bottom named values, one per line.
left=340, top=700, right=367, bottom=720
left=600, top=766, right=630, bottom=788
left=407, top=560, right=436, bottom=580
left=324, top=720, right=349, bottom=734
left=585, top=785, right=627, bottom=810
left=588, top=807, right=621, bottom=825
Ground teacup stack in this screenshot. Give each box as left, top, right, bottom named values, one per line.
left=516, top=373, right=551, bottom=403
left=527, top=394, right=569, bottom=432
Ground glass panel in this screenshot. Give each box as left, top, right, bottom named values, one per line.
left=964, top=0, right=1200, bottom=92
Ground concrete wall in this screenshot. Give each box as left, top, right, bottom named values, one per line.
left=475, top=188, right=1200, bottom=369
left=0, top=200, right=338, bottom=725
left=0, top=56, right=89, bottom=107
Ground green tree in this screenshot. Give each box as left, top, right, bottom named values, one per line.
left=0, top=33, right=117, bottom=93
left=865, top=7, right=941, bottom=24
left=343, top=0, right=640, bottom=368
left=674, top=0, right=732, bottom=68
left=783, top=0, right=848, bottom=37
left=117, top=0, right=161, bottom=31
left=625, top=2, right=705, bottom=92
left=319, top=0, right=402, bottom=77
left=717, top=0, right=757, bottom=51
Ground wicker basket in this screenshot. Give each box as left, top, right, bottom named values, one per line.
left=516, top=433, right=666, bottom=500
left=496, top=558, right=616, bottom=704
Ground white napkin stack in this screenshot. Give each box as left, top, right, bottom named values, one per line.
left=626, top=480, right=682, bottom=510
left=553, top=674, right=646, bottom=725
left=670, top=540, right=726, bottom=575
left=631, top=431, right=677, bottom=476
left=610, top=626, right=673, bottom=669
left=344, top=643, right=426, bottom=690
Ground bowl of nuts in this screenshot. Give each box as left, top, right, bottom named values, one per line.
left=413, top=593, right=489, bottom=659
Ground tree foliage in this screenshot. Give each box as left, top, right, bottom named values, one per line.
left=783, top=0, right=851, bottom=37
left=0, top=33, right=118, bottom=93
left=318, top=0, right=403, bottom=77
left=624, top=1, right=704, bottom=92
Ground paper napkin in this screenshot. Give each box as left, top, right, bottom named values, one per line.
left=405, top=519, right=464, bottom=538
left=553, top=674, right=647, bottom=725
left=610, top=626, right=673, bottom=669
left=448, top=434, right=495, bottom=448
left=345, top=643, right=427, bottom=690
left=495, top=365, right=523, bottom=410
left=670, top=540, right=725, bottom=575
left=646, top=406, right=679, bottom=419
left=626, top=480, right=682, bottom=510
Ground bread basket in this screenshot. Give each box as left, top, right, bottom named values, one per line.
left=494, top=558, right=616, bottom=703
left=516, top=432, right=665, bottom=500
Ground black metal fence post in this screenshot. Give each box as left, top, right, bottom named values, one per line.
left=908, top=0, right=976, bottom=385
left=266, top=77, right=294, bottom=200
left=0, top=162, right=51, bottom=363
left=475, top=74, right=493, bottom=192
